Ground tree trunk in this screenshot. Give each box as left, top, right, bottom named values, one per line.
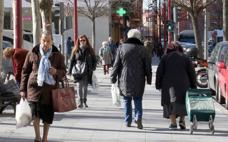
left=191, top=15, right=203, bottom=58
left=0, top=0, right=4, bottom=72
left=39, top=0, right=53, bottom=33
left=31, top=0, right=41, bottom=46
left=223, top=0, right=228, bottom=41
left=92, top=18, right=96, bottom=53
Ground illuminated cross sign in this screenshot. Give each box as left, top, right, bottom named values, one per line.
left=116, top=7, right=126, bottom=16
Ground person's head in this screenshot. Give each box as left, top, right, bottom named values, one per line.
left=174, top=42, right=184, bottom=53
left=108, top=36, right=112, bottom=42
left=40, top=31, right=53, bottom=52
left=72, top=35, right=95, bottom=55
left=3, top=47, right=15, bottom=59
left=167, top=42, right=184, bottom=54
left=68, top=36, right=71, bottom=41
left=127, top=29, right=141, bottom=40
left=78, top=35, right=89, bottom=47
left=102, top=41, right=108, bottom=48
left=119, top=38, right=123, bottom=44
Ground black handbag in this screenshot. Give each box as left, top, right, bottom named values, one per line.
left=72, top=60, right=88, bottom=82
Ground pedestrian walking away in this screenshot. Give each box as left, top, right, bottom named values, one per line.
left=20, top=31, right=66, bottom=142
left=108, top=36, right=117, bottom=66
left=3, top=46, right=28, bottom=86
left=99, top=41, right=113, bottom=75
left=66, top=36, right=73, bottom=61
left=155, top=42, right=197, bottom=130
left=111, top=29, right=152, bottom=129
left=68, top=34, right=97, bottom=108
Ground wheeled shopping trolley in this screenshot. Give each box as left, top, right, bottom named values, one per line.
left=186, top=89, right=215, bottom=134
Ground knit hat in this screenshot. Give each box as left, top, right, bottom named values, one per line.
left=127, top=29, right=141, bottom=40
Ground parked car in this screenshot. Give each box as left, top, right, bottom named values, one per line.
left=2, top=40, right=13, bottom=49
left=3, top=29, right=33, bottom=50
left=208, top=41, right=228, bottom=108
left=216, top=57, right=228, bottom=109
left=178, top=30, right=198, bottom=58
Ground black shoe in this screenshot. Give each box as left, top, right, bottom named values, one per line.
left=179, top=121, right=186, bottom=130
left=126, top=122, right=131, bottom=127
left=169, top=123, right=177, bottom=130
left=135, top=120, right=143, bottom=129
left=84, top=103, right=88, bottom=108
left=78, top=104, right=83, bottom=108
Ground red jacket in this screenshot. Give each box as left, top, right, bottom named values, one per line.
left=12, top=48, right=29, bottom=83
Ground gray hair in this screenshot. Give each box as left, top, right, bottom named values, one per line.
left=102, top=41, right=108, bottom=47
left=127, top=29, right=141, bottom=40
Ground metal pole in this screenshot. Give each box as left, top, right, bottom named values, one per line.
left=14, top=0, right=22, bottom=49
left=0, top=0, right=4, bottom=72
left=74, top=0, right=78, bottom=44
left=173, top=6, right=177, bottom=42
left=163, top=1, right=167, bottom=51
left=167, top=0, right=172, bottom=45
left=148, top=0, right=150, bottom=40
left=159, top=0, right=161, bottom=43
left=204, top=0, right=208, bottom=59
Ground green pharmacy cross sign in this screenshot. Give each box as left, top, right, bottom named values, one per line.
left=116, top=7, right=126, bottom=16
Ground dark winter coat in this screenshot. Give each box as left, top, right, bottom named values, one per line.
left=20, top=45, right=66, bottom=104
left=68, top=47, right=97, bottom=84
left=111, top=38, right=152, bottom=97
left=155, top=51, right=196, bottom=106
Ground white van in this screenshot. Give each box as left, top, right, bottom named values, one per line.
left=3, top=29, right=33, bottom=50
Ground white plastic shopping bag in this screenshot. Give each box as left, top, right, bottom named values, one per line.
left=111, top=83, right=121, bottom=107
left=15, top=98, right=32, bottom=128
left=92, top=73, right=98, bottom=90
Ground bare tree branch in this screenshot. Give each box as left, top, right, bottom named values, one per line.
left=173, top=0, right=215, bottom=58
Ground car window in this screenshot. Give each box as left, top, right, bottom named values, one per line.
left=2, top=41, right=12, bottom=49
left=209, top=44, right=220, bottom=63
left=218, top=45, right=228, bottom=62
left=3, top=36, right=13, bottom=44
left=23, top=34, right=33, bottom=43
left=225, top=54, right=228, bottom=66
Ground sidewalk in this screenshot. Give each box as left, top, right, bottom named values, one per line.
left=1, top=56, right=228, bottom=142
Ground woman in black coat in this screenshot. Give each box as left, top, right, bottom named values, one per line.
left=68, top=35, right=97, bottom=108
left=155, top=42, right=196, bottom=130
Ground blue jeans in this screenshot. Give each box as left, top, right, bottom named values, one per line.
left=123, top=96, right=143, bottom=124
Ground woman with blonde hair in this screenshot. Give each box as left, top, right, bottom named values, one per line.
left=68, top=35, right=97, bottom=108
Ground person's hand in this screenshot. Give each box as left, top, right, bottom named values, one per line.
left=20, top=92, right=26, bottom=99
left=49, top=67, right=57, bottom=75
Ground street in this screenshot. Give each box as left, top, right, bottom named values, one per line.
left=0, top=57, right=228, bottom=142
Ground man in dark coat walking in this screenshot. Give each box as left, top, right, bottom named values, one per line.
left=111, top=29, right=152, bottom=129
